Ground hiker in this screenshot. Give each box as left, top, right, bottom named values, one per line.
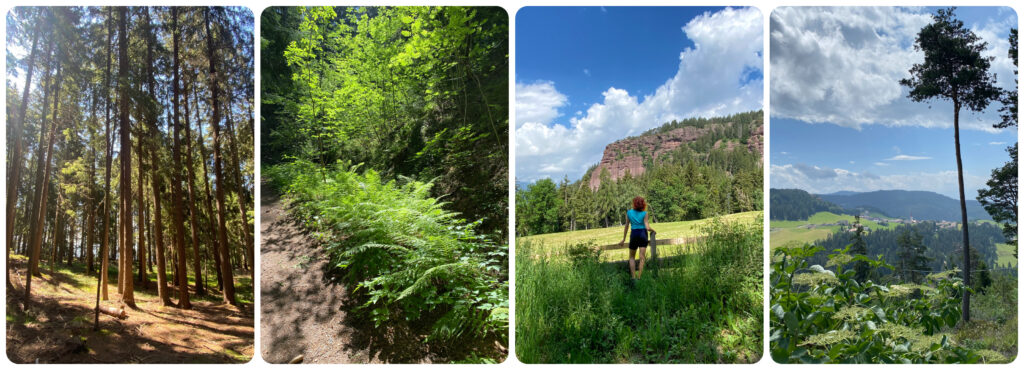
left=619, top=196, right=655, bottom=281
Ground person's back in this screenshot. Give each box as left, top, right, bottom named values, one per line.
left=627, top=208, right=646, bottom=229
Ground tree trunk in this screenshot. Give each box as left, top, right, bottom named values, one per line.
left=225, top=88, right=254, bottom=280
left=6, top=14, right=42, bottom=290
left=24, top=61, right=64, bottom=301
left=207, top=7, right=237, bottom=305
left=170, top=7, right=192, bottom=309
left=149, top=136, right=172, bottom=306
left=194, top=80, right=224, bottom=290
left=23, top=40, right=56, bottom=279
left=99, top=7, right=114, bottom=302
left=183, top=74, right=205, bottom=296
left=136, top=138, right=149, bottom=290
left=953, top=101, right=971, bottom=323
left=117, top=6, right=135, bottom=308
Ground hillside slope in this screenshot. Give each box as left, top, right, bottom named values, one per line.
left=818, top=190, right=991, bottom=221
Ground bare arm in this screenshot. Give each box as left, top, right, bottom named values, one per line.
left=644, top=212, right=654, bottom=233
left=620, top=222, right=628, bottom=245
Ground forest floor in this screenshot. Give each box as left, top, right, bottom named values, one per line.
left=5, top=256, right=253, bottom=364
left=260, top=190, right=504, bottom=364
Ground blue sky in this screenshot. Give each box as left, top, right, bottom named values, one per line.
left=516, top=6, right=764, bottom=182
left=770, top=6, right=1018, bottom=198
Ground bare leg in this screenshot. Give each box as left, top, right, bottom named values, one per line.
left=628, top=248, right=637, bottom=279
left=637, top=247, right=647, bottom=278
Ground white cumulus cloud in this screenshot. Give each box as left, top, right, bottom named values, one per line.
left=770, top=6, right=1017, bottom=132
left=515, top=81, right=568, bottom=130
left=516, top=7, right=764, bottom=182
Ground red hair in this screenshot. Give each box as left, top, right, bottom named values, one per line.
left=632, top=196, right=646, bottom=211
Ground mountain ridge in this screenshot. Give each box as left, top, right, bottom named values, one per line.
left=816, top=189, right=991, bottom=222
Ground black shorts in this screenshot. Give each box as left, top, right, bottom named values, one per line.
left=629, top=228, right=648, bottom=250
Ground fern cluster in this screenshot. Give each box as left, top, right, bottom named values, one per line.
left=265, top=159, right=508, bottom=346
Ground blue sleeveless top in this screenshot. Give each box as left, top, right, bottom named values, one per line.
left=627, top=209, right=646, bottom=229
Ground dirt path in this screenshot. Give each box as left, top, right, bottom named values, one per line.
left=260, top=189, right=508, bottom=364
left=259, top=190, right=363, bottom=364
left=6, top=259, right=253, bottom=363
left=262, top=190, right=446, bottom=364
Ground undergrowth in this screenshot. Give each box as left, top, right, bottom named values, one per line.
left=515, top=217, right=763, bottom=363
left=265, top=159, right=508, bottom=358
left=769, top=244, right=1008, bottom=363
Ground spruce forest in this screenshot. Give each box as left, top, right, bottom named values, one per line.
left=260, top=7, right=509, bottom=363
left=5, top=7, right=255, bottom=363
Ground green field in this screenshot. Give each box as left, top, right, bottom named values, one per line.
left=996, top=243, right=1017, bottom=266
left=516, top=214, right=763, bottom=363
left=769, top=211, right=899, bottom=249
left=524, top=210, right=757, bottom=248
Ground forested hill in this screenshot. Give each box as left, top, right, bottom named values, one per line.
left=817, top=190, right=991, bottom=222
left=769, top=188, right=846, bottom=220
left=588, top=110, right=763, bottom=190
left=516, top=111, right=763, bottom=236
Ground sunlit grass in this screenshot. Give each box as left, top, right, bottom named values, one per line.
left=521, top=211, right=761, bottom=249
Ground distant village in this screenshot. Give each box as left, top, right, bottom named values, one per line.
left=797, top=211, right=960, bottom=232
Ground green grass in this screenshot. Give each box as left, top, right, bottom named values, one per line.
left=769, top=228, right=834, bottom=250
left=769, top=212, right=899, bottom=249
left=521, top=211, right=761, bottom=249
left=516, top=216, right=763, bottom=363
left=995, top=243, right=1017, bottom=267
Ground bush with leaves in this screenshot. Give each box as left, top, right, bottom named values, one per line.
left=265, top=159, right=508, bottom=347
left=769, top=244, right=1003, bottom=363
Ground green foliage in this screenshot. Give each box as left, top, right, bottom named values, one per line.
left=516, top=217, right=763, bottom=363
left=770, top=244, right=988, bottom=363
left=901, top=7, right=1001, bottom=113
left=262, top=6, right=508, bottom=237
left=896, top=228, right=931, bottom=283
left=265, top=159, right=508, bottom=349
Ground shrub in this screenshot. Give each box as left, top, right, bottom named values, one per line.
left=265, top=159, right=508, bottom=345
left=770, top=244, right=982, bottom=363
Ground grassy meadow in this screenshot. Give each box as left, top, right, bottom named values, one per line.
left=769, top=211, right=899, bottom=249
left=516, top=215, right=763, bottom=363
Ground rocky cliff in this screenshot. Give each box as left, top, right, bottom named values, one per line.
left=587, top=120, right=763, bottom=190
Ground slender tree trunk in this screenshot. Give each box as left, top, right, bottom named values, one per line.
left=225, top=88, right=254, bottom=280
left=170, top=7, right=192, bottom=309
left=136, top=139, right=149, bottom=290
left=953, top=101, right=971, bottom=323
left=6, top=15, right=42, bottom=290
left=86, top=143, right=96, bottom=274
left=194, top=79, right=224, bottom=290
left=51, top=193, right=63, bottom=282
left=24, top=62, right=64, bottom=301
left=99, top=7, right=114, bottom=302
left=24, top=42, right=57, bottom=279
left=149, top=128, right=172, bottom=306
left=207, top=7, right=237, bottom=305
left=183, top=75, right=205, bottom=296
left=116, top=6, right=135, bottom=308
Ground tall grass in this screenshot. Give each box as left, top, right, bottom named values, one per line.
left=516, top=217, right=763, bottom=363
left=265, top=159, right=508, bottom=347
